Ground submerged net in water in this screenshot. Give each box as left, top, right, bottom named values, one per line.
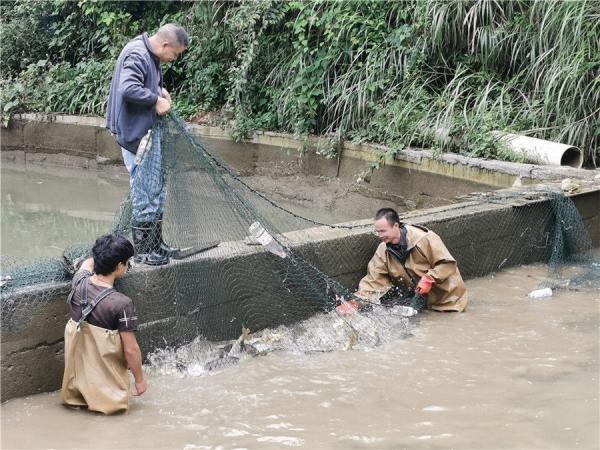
left=1, top=113, right=598, bottom=372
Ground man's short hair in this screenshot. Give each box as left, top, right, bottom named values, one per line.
left=92, top=234, right=134, bottom=275
left=375, top=207, right=401, bottom=226
left=156, top=23, right=189, bottom=47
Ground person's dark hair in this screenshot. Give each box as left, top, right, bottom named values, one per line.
left=374, top=207, right=401, bottom=226
left=157, top=23, right=189, bottom=47
left=92, top=234, right=134, bottom=275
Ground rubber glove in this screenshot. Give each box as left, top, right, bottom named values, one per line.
left=415, top=274, right=435, bottom=295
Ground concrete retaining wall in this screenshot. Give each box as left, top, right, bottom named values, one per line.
left=2, top=186, right=599, bottom=401
left=3, top=114, right=596, bottom=187
left=1, top=115, right=123, bottom=169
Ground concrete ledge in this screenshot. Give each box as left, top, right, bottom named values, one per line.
left=186, top=124, right=600, bottom=188
left=4, top=114, right=598, bottom=187
left=2, top=114, right=122, bottom=167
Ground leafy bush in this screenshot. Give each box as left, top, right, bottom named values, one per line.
left=1, top=0, right=598, bottom=166
left=0, top=1, right=53, bottom=74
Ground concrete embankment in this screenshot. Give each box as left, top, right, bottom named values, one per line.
left=2, top=187, right=599, bottom=401
left=3, top=113, right=596, bottom=186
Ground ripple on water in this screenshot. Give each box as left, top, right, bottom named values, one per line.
left=415, top=421, right=434, bottom=427
left=222, top=428, right=250, bottom=437
left=266, top=422, right=293, bottom=429
left=422, top=405, right=447, bottom=412
left=256, top=436, right=304, bottom=446
left=339, top=434, right=384, bottom=444
left=411, top=433, right=453, bottom=440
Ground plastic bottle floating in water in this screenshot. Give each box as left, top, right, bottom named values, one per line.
left=527, top=287, right=553, bottom=299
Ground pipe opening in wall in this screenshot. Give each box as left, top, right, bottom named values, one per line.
left=561, top=147, right=584, bottom=168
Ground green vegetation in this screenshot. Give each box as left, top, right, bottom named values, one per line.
left=1, top=0, right=598, bottom=166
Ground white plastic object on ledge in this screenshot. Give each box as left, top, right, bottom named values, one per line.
left=527, top=287, right=553, bottom=299
left=492, top=132, right=583, bottom=168
left=248, top=222, right=287, bottom=258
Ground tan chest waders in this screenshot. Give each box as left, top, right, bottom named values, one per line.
left=61, top=277, right=130, bottom=414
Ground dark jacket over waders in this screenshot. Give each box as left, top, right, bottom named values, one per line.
left=356, top=224, right=468, bottom=312
left=61, top=277, right=130, bottom=414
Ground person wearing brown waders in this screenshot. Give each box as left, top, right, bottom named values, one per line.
left=336, top=207, right=468, bottom=316
left=61, top=234, right=147, bottom=414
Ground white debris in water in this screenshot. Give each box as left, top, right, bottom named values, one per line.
left=527, top=287, right=553, bottom=299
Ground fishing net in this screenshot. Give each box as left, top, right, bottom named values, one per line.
left=1, top=113, right=598, bottom=373
left=451, top=187, right=599, bottom=295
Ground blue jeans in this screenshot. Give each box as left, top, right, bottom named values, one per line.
left=121, top=148, right=138, bottom=186
left=121, top=128, right=166, bottom=223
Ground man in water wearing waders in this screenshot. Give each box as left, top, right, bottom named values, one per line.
left=337, top=207, right=468, bottom=316
left=106, top=24, right=188, bottom=265
left=62, top=234, right=147, bottom=414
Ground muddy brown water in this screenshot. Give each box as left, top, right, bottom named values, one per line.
left=1, top=165, right=128, bottom=258
left=1, top=262, right=598, bottom=449
left=1, top=139, right=492, bottom=258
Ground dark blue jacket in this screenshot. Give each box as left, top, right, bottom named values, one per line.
left=106, top=33, right=162, bottom=154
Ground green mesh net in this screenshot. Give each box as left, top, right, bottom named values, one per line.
left=1, top=113, right=598, bottom=372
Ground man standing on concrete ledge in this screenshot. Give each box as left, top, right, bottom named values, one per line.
left=337, top=207, right=468, bottom=316
left=106, top=24, right=188, bottom=265
left=62, top=234, right=147, bottom=414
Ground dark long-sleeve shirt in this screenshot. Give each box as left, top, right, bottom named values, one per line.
left=106, top=33, right=162, bottom=153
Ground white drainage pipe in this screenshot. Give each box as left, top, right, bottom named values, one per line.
left=494, top=132, right=583, bottom=168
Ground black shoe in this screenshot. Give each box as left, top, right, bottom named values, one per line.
left=154, top=218, right=180, bottom=257
left=132, top=223, right=169, bottom=266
